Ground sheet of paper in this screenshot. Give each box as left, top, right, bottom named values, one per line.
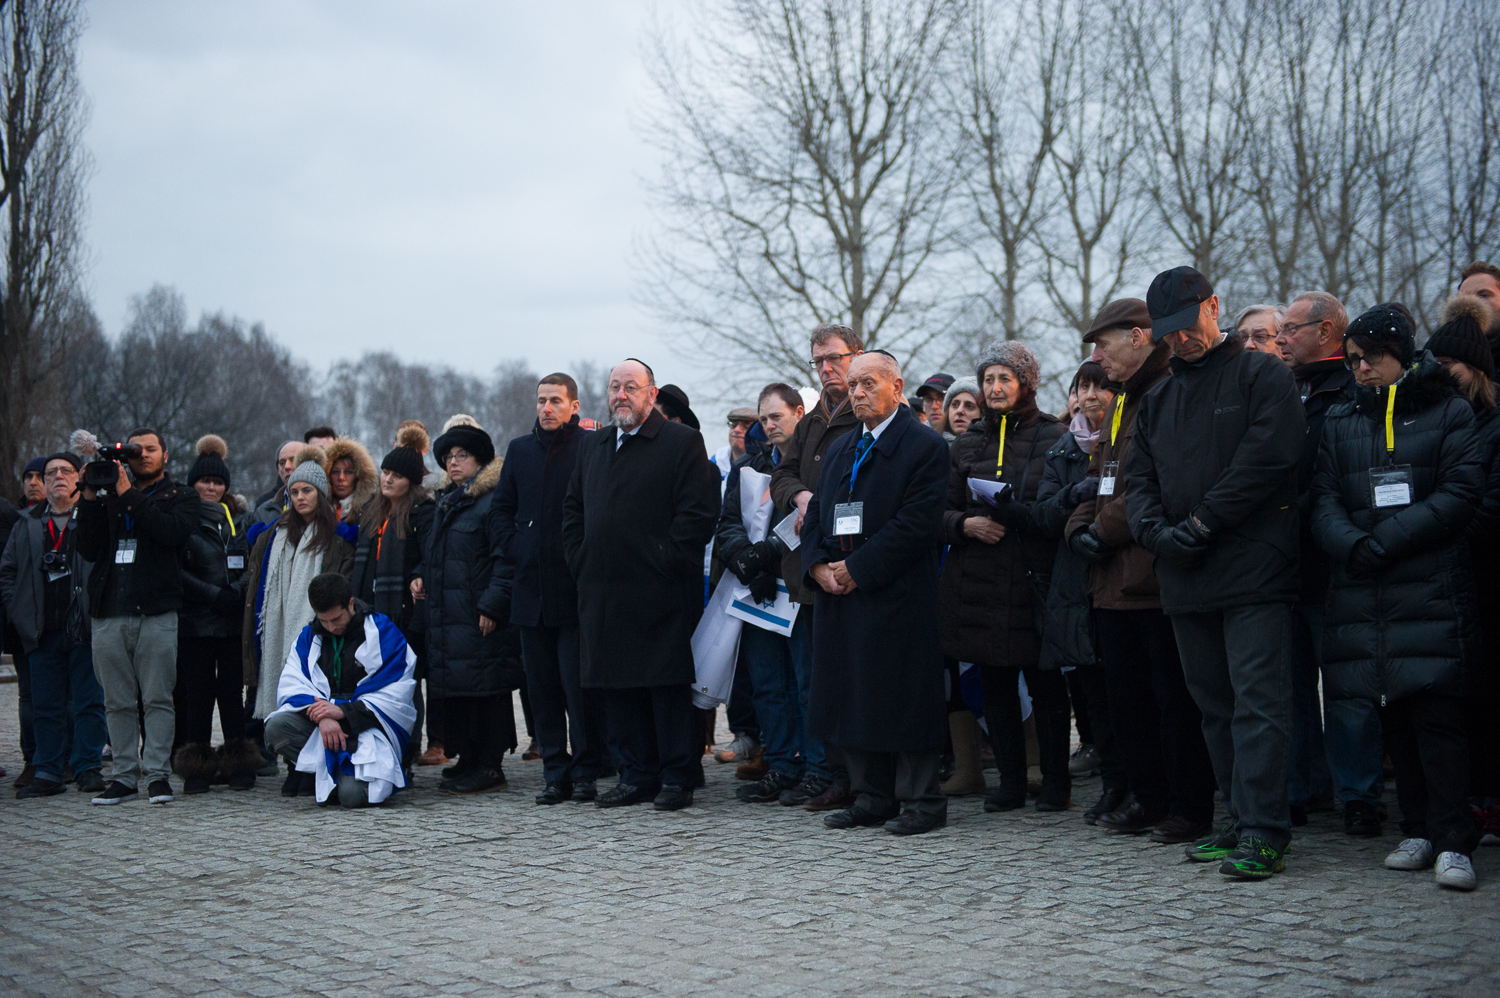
left=772, top=510, right=801, bottom=551
left=967, top=477, right=1012, bottom=506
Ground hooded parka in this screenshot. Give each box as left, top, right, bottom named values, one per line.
left=179, top=499, right=249, bottom=639
left=1311, top=353, right=1484, bottom=703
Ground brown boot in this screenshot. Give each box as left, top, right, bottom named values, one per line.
left=940, top=711, right=987, bottom=797
left=735, top=747, right=769, bottom=781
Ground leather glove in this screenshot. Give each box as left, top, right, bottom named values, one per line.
left=747, top=570, right=780, bottom=605
left=1152, top=520, right=1207, bottom=566
left=728, top=546, right=763, bottom=585
left=213, top=587, right=243, bottom=615
left=1348, top=536, right=1388, bottom=578
left=990, top=497, right=1032, bottom=531
left=750, top=539, right=782, bottom=565
left=1068, top=525, right=1113, bottom=564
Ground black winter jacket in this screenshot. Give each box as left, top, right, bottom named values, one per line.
left=0, top=502, right=92, bottom=652
left=76, top=474, right=199, bottom=618
left=939, top=399, right=1066, bottom=669
left=178, top=500, right=250, bottom=639
left=494, top=417, right=587, bottom=628
left=350, top=497, right=434, bottom=634
left=420, top=460, right=522, bottom=698
left=1034, top=430, right=1095, bottom=670
left=1311, top=354, right=1484, bottom=703
left=1293, top=357, right=1357, bottom=603
left=1125, top=336, right=1305, bottom=613
left=714, top=432, right=782, bottom=577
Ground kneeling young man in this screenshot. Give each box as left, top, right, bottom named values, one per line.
left=264, top=573, right=416, bottom=808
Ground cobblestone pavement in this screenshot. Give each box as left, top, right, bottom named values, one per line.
left=0, top=699, right=1496, bottom=998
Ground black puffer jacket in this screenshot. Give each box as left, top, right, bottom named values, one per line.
left=1034, top=429, right=1095, bottom=670
left=179, top=500, right=250, bottom=639
left=420, top=460, right=522, bottom=698
left=939, top=398, right=1066, bottom=669
left=1311, top=354, right=1484, bottom=703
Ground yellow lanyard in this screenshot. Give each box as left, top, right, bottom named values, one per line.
left=1110, top=394, right=1126, bottom=447
left=995, top=414, right=1008, bottom=478
left=219, top=503, right=237, bottom=536
left=1385, top=383, right=1397, bottom=453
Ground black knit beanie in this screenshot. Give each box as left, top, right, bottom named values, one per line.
left=188, top=434, right=232, bottom=488
left=1425, top=295, right=1495, bottom=378
left=381, top=446, right=426, bottom=486
left=1344, top=305, right=1415, bottom=368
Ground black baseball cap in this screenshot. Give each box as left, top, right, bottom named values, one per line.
left=1147, top=266, right=1215, bottom=341
left=916, top=373, right=954, bottom=400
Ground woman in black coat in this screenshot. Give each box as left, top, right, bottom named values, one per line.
left=1311, top=305, right=1484, bottom=891
left=173, top=435, right=258, bottom=794
left=939, top=342, right=1069, bottom=812
left=415, top=424, right=521, bottom=795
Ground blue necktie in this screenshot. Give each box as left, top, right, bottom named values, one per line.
left=855, top=431, right=874, bottom=460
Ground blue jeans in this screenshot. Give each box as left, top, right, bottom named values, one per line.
left=786, top=611, right=827, bottom=779
left=740, top=623, right=803, bottom=778
left=1325, top=696, right=1385, bottom=805
left=29, top=631, right=107, bottom=783
left=1289, top=605, right=1334, bottom=806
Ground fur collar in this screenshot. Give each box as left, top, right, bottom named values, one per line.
left=464, top=457, right=504, bottom=499
left=1351, top=353, right=1458, bottom=418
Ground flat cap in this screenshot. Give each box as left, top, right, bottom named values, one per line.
left=726, top=407, right=759, bottom=425
left=1082, top=298, right=1152, bottom=343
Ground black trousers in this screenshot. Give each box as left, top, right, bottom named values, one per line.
left=981, top=660, right=1070, bottom=805
left=603, top=684, right=698, bottom=789
left=1095, top=608, right=1216, bottom=823
left=1382, top=690, right=1474, bottom=855
left=520, top=623, right=606, bottom=785
left=439, top=694, right=517, bottom=770
left=173, top=633, right=244, bottom=749
left=1066, top=669, right=1094, bottom=746
left=1071, top=660, right=1126, bottom=791
left=842, top=746, right=946, bottom=816
left=1467, top=608, right=1500, bottom=803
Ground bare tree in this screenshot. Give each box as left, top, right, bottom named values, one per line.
left=640, top=0, right=967, bottom=391
left=0, top=0, right=88, bottom=499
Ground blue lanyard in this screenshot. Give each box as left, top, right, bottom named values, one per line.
left=849, top=437, right=875, bottom=493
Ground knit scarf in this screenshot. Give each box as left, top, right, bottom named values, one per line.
left=1069, top=411, right=1101, bottom=454
left=254, top=526, right=325, bottom=719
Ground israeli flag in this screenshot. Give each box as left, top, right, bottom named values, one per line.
left=273, top=612, right=417, bottom=804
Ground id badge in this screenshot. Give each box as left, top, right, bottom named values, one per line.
left=833, top=502, right=864, bottom=536
left=1099, top=461, right=1119, bottom=496
left=115, top=538, right=137, bottom=564
left=1370, top=465, right=1413, bottom=508
left=226, top=554, right=245, bottom=570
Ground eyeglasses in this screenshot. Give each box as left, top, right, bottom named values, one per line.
left=1344, top=350, right=1387, bottom=370
left=810, top=351, right=856, bottom=369
left=1283, top=320, right=1321, bottom=335
left=42, top=468, right=76, bottom=479
left=1246, top=331, right=1278, bottom=345
left=444, top=449, right=472, bottom=465
left=607, top=382, right=649, bottom=396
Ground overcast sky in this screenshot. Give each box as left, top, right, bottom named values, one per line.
left=79, top=2, right=739, bottom=432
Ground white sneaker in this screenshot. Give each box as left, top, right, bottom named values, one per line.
left=1384, top=838, right=1434, bottom=870
left=1435, top=851, right=1477, bottom=891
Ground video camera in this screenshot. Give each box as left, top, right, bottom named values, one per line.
left=83, top=441, right=143, bottom=496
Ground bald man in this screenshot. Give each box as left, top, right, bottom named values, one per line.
left=802, top=351, right=951, bottom=835
left=562, top=359, right=721, bottom=811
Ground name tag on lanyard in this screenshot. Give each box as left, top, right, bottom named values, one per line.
left=115, top=538, right=137, bottom=564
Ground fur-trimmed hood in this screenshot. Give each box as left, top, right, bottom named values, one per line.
left=324, top=436, right=379, bottom=521
left=464, top=457, right=503, bottom=499
left=1349, top=352, right=1458, bottom=419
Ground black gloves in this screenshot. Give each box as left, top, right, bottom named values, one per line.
left=747, top=571, right=780, bottom=604
left=1348, top=537, right=1388, bottom=578
left=213, top=587, right=243, bottom=615
left=1064, top=477, right=1100, bottom=509
left=1068, top=525, right=1112, bottom=564
left=1150, top=518, right=1208, bottom=566
left=750, top=539, right=781, bottom=565
left=728, top=545, right=766, bottom=585
left=989, top=493, right=1032, bottom=531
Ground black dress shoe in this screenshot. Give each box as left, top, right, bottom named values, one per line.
left=1035, top=796, right=1071, bottom=812
left=1084, top=786, right=1130, bottom=826
left=1096, top=800, right=1162, bottom=833
left=572, top=779, right=597, bottom=802
left=1149, top=814, right=1211, bottom=844
left=653, top=785, right=693, bottom=811
left=824, top=805, right=896, bottom=829
left=982, top=787, right=1026, bottom=813
left=443, top=767, right=508, bottom=795
left=1342, top=799, right=1383, bottom=837
left=886, top=809, right=947, bottom=835
left=596, top=782, right=658, bottom=808
left=535, top=782, right=573, bottom=805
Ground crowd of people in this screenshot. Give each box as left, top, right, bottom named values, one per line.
left=3, top=260, right=1500, bottom=894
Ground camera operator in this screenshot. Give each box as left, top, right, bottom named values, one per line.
left=0, top=453, right=108, bottom=798
left=75, top=427, right=198, bottom=805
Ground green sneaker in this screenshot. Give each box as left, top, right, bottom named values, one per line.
left=1183, top=822, right=1237, bottom=863
left=1218, top=836, right=1286, bottom=879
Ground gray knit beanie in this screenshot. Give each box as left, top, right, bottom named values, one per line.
left=288, top=459, right=329, bottom=498
left=943, top=377, right=980, bottom=410
left=975, top=341, right=1041, bottom=393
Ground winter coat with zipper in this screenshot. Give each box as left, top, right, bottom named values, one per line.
left=1033, top=429, right=1095, bottom=670
left=419, top=458, right=522, bottom=698
left=349, top=496, right=434, bottom=635
left=240, top=516, right=356, bottom=685
left=75, top=474, right=199, bottom=618
left=769, top=391, right=861, bottom=603
left=714, top=430, right=782, bottom=576
left=493, top=416, right=587, bottom=628
left=1066, top=344, right=1172, bottom=610
left=1125, top=335, right=1306, bottom=614
left=939, top=397, right=1066, bottom=669
left=1311, top=353, right=1484, bottom=703
left=0, top=502, right=92, bottom=653
left=1293, top=356, right=1357, bottom=603
left=178, top=499, right=250, bottom=639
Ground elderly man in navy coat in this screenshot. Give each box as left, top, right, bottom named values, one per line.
left=802, top=351, right=951, bottom=835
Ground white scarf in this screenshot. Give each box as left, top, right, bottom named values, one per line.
left=254, top=526, right=325, bottom=719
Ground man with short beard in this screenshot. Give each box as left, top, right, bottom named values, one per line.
left=563, top=359, right=720, bottom=811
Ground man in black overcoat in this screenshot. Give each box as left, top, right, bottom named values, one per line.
left=562, top=359, right=720, bottom=811
left=802, top=352, right=950, bottom=835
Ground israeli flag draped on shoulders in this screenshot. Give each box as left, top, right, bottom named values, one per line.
left=272, top=611, right=417, bottom=804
